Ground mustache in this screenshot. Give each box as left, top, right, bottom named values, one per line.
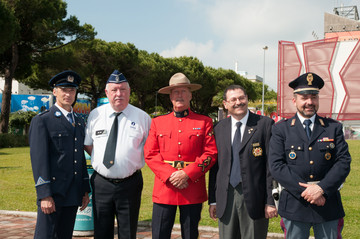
left=232, top=103, right=246, bottom=108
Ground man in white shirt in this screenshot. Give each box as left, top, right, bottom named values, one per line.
left=84, top=70, right=151, bottom=239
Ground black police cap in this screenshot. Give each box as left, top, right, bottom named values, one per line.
left=48, top=70, right=81, bottom=88
left=289, top=72, right=324, bottom=94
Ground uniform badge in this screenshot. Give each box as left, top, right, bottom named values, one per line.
left=55, top=111, right=62, bottom=117
left=252, top=147, right=263, bottom=157
left=307, top=73, right=313, bottom=85
left=329, top=143, right=335, bottom=149
left=291, top=119, right=296, bottom=126
left=35, top=177, right=50, bottom=187
left=67, top=75, right=74, bottom=83
left=198, top=156, right=212, bottom=172
left=208, top=130, right=214, bottom=137
left=289, top=151, right=296, bottom=160
left=325, top=152, right=331, bottom=160
left=248, top=128, right=254, bottom=134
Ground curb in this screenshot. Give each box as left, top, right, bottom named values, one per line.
left=0, top=210, right=286, bottom=238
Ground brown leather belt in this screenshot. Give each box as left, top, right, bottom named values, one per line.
left=164, top=160, right=193, bottom=170
left=95, top=170, right=140, bottom=184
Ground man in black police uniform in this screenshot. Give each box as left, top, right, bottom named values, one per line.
left=29, top=70, right=90, bottom=239
left=269, top=72, right=351, bottom=239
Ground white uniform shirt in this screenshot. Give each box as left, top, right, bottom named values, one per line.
left=85, top=103, right=151, bottom=178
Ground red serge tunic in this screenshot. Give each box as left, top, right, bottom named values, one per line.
left=144, top=109, right=218, bottom=205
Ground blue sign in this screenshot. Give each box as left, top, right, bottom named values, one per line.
left=0, top=94, right=50, bottom=113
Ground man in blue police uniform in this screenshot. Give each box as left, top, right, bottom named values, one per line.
left=29, top=70, right=90, bottom=239
left=269, top=72, right=351, bottom=239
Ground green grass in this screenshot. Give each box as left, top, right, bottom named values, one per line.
left=1, top=141, right=359, bottom=237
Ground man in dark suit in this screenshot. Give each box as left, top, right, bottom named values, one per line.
left=208, top=85, right=277, bottom=239
left=29, top=70, right=90, bottom=239
left=269, top=72, right=351, bottom=238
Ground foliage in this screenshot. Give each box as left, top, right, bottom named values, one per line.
left=0, top=134, right=28, bottom=148
left=9, top=111, right=37, bottom=133
left=0, top=0, right=96, bottom=133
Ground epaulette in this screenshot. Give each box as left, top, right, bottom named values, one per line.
left=290, top=118, right=296, bottom=126
left=38, top=109, right=50, bottom=116
left=274, top=118, right=288, bottom=125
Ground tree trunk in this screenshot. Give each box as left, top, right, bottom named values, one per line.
left=0, top=44, right=18, bottom=134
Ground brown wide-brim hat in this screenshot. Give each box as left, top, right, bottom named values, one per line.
left=158, top=72, right=202, bottom=94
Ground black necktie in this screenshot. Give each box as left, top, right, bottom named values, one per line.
left=303, top=119, right=312, bottom=140
left=230, top=121, right=242, bottom=188
left=103, top=112, right=122, bottom=168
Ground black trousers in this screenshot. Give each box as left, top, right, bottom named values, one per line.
left=90, top=170, right=143, bottom=239
left=152, top=203, right=203, bottom=239
left=34, top=205, right=78, bottom=239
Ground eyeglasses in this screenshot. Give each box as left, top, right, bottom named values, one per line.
left=226, top=96, right=247, bottom=104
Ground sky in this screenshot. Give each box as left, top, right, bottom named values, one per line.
left=65, top=0, right=360, bottom=91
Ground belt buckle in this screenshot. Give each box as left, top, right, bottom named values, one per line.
left=174, top=161, right=184, bottom=170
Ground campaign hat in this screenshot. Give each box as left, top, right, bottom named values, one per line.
left=158, top=72, right=202, bottom=94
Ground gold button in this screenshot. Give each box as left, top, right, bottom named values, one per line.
left=75, top=149, right=77, bottom=152
left=179, top=130, right=182, bottom=133
left=75, top=138, right=77, bottom=141
left=197, top=134, right=199, bottom=137
left=309, top=147, right=312, bottom=151
left=179, top=119, right=182, bottom=122
left=178, top=142, right=181, bottom=145
left=291, top=145, right=294, bottom=149
left=178, top=155, right=181, bottom=158
left=310, top=175, right=314, bottom=179
left=59, top=134, right=62, bottom=136
left=310, top=161, right=314, bottom=165
left=160, top=134, right=163, bottom=137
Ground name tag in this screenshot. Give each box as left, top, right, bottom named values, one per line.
left=95, top=130, right=107, bottom=136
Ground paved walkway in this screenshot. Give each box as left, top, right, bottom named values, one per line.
left=0, top=210, right=283, bottom=239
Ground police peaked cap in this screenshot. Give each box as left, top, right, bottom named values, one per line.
left=289, top=72, right=324, bottom=95
left=107, top=70, right=128, bottom=84
left=49, top=70, right=81, bottom=88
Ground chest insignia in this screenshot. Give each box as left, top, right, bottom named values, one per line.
left=329, top=143, right=335, bottom=149
left=325, top=152, right=332, bottom=160
left=252, top=147, right=263, bottom=157
left=289, top=151, right=297, bottom=160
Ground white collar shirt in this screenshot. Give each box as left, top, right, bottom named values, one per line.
left=85, top=103, right=151, bottom=178
left=55, top=103, right=73, bottom=122
left=230, top=110, right=249, bottom=145
left=297, top=112, right=316, bottom=131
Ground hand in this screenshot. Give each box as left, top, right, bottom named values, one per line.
left=264, top=205, right=278, bottom=219
left=299, top=182, right=325, bottom=205
left=40, top=196, right=56, bottom=214
left=169, top=170, right=189, bottom=189
left=209, top=205, right=217, bottom=220
left=79, top=192, right=90, bottom=211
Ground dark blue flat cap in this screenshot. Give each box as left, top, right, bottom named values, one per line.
left=107, top=70, right=128, bottom=84
left=49, top=70, right=81, bottom=88
left=289, top=72, right=324, bottom=95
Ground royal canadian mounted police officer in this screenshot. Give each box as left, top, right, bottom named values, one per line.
left=144, top=73, right=218, bottom=239
left=29, top=71, right=90, bottom=239
left=268, top=72, right=351, bottom=239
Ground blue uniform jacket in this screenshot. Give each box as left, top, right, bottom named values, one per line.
left=29, top=105, right=90, bottom=206
left=269, top=114, right=351, bottom=223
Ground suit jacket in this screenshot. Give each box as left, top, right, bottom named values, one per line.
left=29, top=105, right=90, bottom=206
left=209, top=112, right=275, bottom=220
left=268, top=114, right=351, bottom=223
left=144, top=109, right=217, bottom=205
